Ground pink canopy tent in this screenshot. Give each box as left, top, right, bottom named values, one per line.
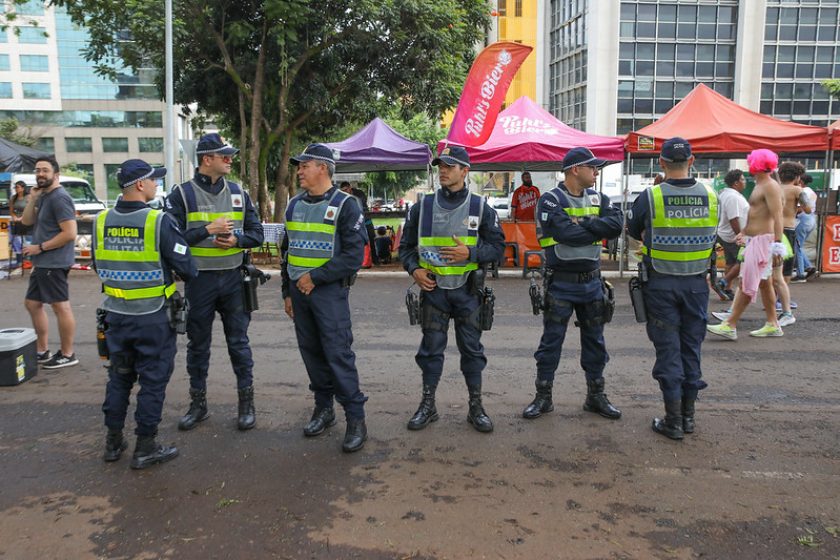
left=438, top=96, right=625, bottom=171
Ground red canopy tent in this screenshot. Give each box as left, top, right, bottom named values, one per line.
left=625, top=84, right=830, bottom=156
left=831, top=118, right=840, bottom=150
left=438, top=96, right=624, bottom=171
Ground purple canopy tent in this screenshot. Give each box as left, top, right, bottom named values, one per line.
left=324, top=118, right=432, bottom=172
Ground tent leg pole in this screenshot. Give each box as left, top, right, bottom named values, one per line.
left=619, top=152, right=631, bottom=279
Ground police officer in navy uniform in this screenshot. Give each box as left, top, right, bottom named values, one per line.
left=398, top=146, right=505, bottom=433
left=627, top=138, right=718, bottom=440
left=282, top=143, right=369, bottom=453
left=166, top=133, right=264, bottom=432
left=94, top=160, right=198, bottom=469
left=523, top=147, right=623, bottom=422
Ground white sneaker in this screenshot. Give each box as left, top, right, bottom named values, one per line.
left=777, top=312, right=796, bottom=327
left=711, top=310, right=732, bottom=322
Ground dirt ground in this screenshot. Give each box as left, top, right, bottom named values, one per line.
left=0, top=268, right=838, bottom=560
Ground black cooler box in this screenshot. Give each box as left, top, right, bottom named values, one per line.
left=0, top=328, right=38, bottom=386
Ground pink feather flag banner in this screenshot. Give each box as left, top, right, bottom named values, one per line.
left=445, top=41, right=533, bottom=148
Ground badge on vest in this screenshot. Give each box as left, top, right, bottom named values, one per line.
left=541, top=212, right=548, bottom=222
left=231, top=194, right=243, bottom=208
left=468, top=215, right=479, bottom=231
left=589, top=194, right=600, bottom=206
left=325, top=206, right=339, bottom=222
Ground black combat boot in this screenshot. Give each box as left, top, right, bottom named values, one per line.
left=342, top=418, right=367, bottom=453
left=466, top=384, right=493, bottom=433
left=178, top=388, right=209, bottom=431
left=303, top=406, right=336, bottom=437
left=652, top=399, right=684, bottom=441
left=129, top=435, right=179, bottom=470
left=103, top=428, right=127, bottom=462
left=682, top=391, right=697, bottom=434
left=407, top=384, right=439, bottom=430
left=583, top=378, right=622, bottom=419
left=237, top=386, right=256, bottom=431
left=522, top=379, right=554, bottom=419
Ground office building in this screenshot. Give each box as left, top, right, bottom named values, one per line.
left=0, top=1, right=186, bottom=201
left=540, top=0, right=840, bottom=175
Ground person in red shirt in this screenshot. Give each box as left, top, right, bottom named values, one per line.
left=510, top=171, right=540, bottom=222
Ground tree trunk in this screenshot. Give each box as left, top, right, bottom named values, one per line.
left=247, top=29, right=268, bottom=220
left=274, top=130, right=295, bottom=222
left=238, top=88, right=247, bottom=184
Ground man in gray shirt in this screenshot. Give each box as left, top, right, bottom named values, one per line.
left=21, top=156, right=79, bottom=369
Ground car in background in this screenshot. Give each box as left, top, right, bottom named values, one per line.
left=487, top=196, right=510, bottom=220
left=0, top=173, right=105, bottom=216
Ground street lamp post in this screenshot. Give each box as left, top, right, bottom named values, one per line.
left=165, top=0, right=176, bottom=194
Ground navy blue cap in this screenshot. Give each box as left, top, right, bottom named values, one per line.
left=661, top=137, right=692, bottom=162
left=433, top=146, right=470, bottom=167
left=196, top=133, right=238, bottom=156
left=562, top=147, right=607, bottom=171
left=117, top=159, right=166, bottom=188
left=290, top=143, right=339, bottom=165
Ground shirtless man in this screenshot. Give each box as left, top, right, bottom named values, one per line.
left=775, top=162, right=811, bottom=326
left=707, top=149, right=786, bottom=340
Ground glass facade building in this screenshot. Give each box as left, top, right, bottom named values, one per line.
left=544, top=0, right=840, bottom=177
left=548, top=0, right=588, bottom=130
left=0, top=4, right=171, bottom=200
left=761, top=1, right=840, bottom=126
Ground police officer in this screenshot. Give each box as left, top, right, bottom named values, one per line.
left=166, top=133, right=264, bottom=432
left=626, top=138, right=718, bottom=440
left=523, top=147, right=623, bottom=422
left=398, top=146, right=505, bottom=433
left=282, top=143, right=368, bottom=453
left=95, top=160, right=198, bottom=469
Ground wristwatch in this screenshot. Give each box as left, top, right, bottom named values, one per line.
left=39, top=243, right=46, bottom=252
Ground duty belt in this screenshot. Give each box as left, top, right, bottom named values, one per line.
left=548, top=269, right=601, bottom=283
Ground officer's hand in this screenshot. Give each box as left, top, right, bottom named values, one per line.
left=206, top=217, right=233, bottom=235
left=296, top=273, right=315, bottom=295
left=284, top=297, right=294, bottom=319
left=439, top=235, right=470, bottom=263
left=213, top=234, right=238, bottom=249
left=412, top=268, right=437, bottom=291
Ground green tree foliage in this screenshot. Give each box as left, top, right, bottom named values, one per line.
left=53, top=0, right=490, bottom=220
left=823, top=79, right=840, bottom=101
left=0, top=118, right=37, bottom=147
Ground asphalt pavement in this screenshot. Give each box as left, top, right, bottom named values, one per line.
left=0, top=268, right=838, bottom=559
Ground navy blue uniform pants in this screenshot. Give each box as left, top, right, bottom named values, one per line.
left=185, top=269, right=253, bottom=391
left=416, top=284, right=486, bottom=388
left=534, top=277, right=608, bottom=383
left=290, top=281, right=367, bottom=420
left=102, top=310, right=177, bottom=437
left=642, top=274, right=709, bottom=402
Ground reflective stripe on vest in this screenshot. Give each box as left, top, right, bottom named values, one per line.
left=642, top=182, right=719, bottom=275
left=536, top=187, right=602, bottom=261
left=180, top=179, right=244, bottom=270
left=285, top=189, right=349, bottom=281
left=418, top=191, right=482, bottom=289
left=93, top=208, right=174, bottom=315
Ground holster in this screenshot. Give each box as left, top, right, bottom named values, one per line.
left=420, top=293, right=450, bottom=332
left=169, top=291, right=189, bottom=334
left=241, top=253, right=271, bottom=313
left=96, top=308, right=109, bottom=360
left=342, top=272, right=358, bottom=288
left=601, top=279, right=615, bottom=324
left=406, top=286, right=421, bottom=326
left=544, top=293, right=572, bottom=325
left=468, top=268, right=486, bottom=296
left=629, top=276, right=647, bottom=323
left=478, top=287, right=495, bottom=331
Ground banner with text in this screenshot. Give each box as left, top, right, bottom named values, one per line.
left=445, top=42, right=533, bottom=148
left=821, top=215, right=840, bottom=273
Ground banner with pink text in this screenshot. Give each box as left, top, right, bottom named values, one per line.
left=445, top=42, right=533, bottom=148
